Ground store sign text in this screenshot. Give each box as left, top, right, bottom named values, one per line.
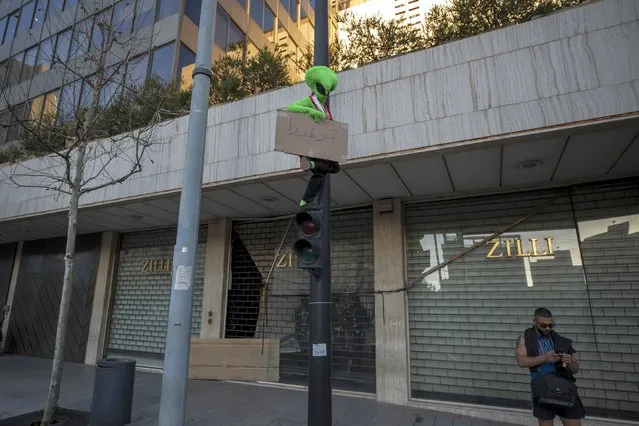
left=486, top=238, right=554, bottom=259
left=275, top=253, right=295, bottom=268
left=141, top=258, right=173, bottom=273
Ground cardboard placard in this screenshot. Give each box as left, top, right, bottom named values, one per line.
left=274, top=109, right=349, bottom=163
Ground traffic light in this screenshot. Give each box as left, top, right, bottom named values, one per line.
left=293, top=210, right=322, bottom=270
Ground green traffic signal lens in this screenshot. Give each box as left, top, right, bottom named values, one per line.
left=294, top=240, right=317, bottom=264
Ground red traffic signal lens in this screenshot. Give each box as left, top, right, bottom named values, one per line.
left=296, top=212, right=320, bottom=236
left=301, top=220, right=318, bottom=236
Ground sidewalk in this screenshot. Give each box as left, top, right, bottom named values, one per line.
left=0, top=355, right=519, bottom=426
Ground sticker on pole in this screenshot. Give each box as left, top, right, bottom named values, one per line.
left=312, top=343, right=327, bottom=357
left=174, top=265, right=192, bottom=290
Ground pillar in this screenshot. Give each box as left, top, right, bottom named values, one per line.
left=85, top=232, right=119, bottom=365
left=373, top=199, right=410, bottom=405
left=1, top=241, right=23, bottom=352
left=200, top=218, right=231, bottom=338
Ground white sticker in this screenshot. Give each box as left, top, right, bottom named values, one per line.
left=174, top=265, right=192, bottom=290
left=312, top=343, right=327, bottom=357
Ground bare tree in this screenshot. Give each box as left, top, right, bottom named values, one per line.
left=0, top=1, right=188, bottom=424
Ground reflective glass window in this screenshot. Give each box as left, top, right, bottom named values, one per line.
left=0, top=61, right=7, bottom=86
left=227, top=19, right=244, bottom=49
left=214, top=8, right=229, bottom=48
left=134, top=0, right=156, bottom=32
left=64, top=0, right=77, bottom=11
left=6, top=52, right=24, bottom=86
left=126, top=54, right=149, bottom=88
left=54, top=29, right=71, bottom=63
left=0, top=17, right=7, bottom=45
left=185, top=0, right=201, bottom=25
left=178, top=43, right=195, bottom=89
left=100, top=64, right=125, bottom=107
left=32, top=0, right=48, bottom=28
left=157, top=0, right=179, bottom=21
left=29, top=95, right=45, bottom=121
left=42, top=90, right=59, bottom=120
left=50, top=0, right=64, bottom=15
left=69, top=18, right=92, bottom=59
left=263, top=4, right=275, bottom=32
left=150, top=42, right=175, bottom=83
left=249, top=0, right=262, bottom=27
left=113, top=0, right=135, bottom=38
left=36, top=36, right=55, bottom=74
left=6, top=103, right=26, bottom=142
left=58, top=80, right=81, bottom=122
left=92, top=8, right=112, bottom=50
left=4, top=10, right=20, bottom=44
left=16, top=1, right=36, bottom=35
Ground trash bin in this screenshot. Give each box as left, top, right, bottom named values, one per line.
left=90, top=358, right=136, bottom=426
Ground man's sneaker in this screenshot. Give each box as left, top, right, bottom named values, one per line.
left=299, top=157, right=315, bottom=171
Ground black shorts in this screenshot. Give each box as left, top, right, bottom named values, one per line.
left=532, top=396, right=586, bottom=420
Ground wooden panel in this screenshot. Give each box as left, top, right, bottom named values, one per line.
left=5, top=234, right=101, bottom=362
left=188, top=338, right=280, bottom=381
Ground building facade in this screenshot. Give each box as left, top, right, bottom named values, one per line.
left=0, top=0, right=328, bottom=148
left=0, top=0, right=638, bottom=424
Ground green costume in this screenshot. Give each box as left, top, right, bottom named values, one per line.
left=286, top=66, right=341, bottom=207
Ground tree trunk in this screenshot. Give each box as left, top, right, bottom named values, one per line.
left=41, top=145, right=86, bottom=425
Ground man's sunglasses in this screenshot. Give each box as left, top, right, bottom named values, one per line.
left=536, top=322, right=555, bottom=329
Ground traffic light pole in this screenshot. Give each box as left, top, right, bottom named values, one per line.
left=309, top=1, right=332, bottom=424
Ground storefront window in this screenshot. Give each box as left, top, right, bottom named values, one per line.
left=406, top=184, right=639, bottom=420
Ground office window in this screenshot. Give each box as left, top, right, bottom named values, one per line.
left=4, top=10, right=20, bottom=44
left=100, top=64, right=124, bottom=107
left=6, top=53, right=24, bottom=86
left=214, top=8, right=229, bottom=48
left=249, top=0, right=263, bottom=27
left=20, top=46, right=38, bottom=82
left=134, top=0, right=156, bottom=32
left=29, top=95, right=45, bottom=121
left=178, top=43, right=195, bottom=89
left=42, top=91, right=59, bottom=120
left=151, top=42, right=175, bottom=83
left=157, top=0, right=179, bottom=21
left=0, top=110, right=9, bottom=146
left=32, top=0, right=48, bottom=28
left=69, top=18, right=92, bottom=59
left=35, top=36, right=54, bottom=74
left=236, top=0, right=246, bottom=8
left=16, top=1, right=36, bottom=36
left=92, top=7, right=112, bottom=50
left=58, top=80, right=81, bottom=122
left=54, top=29, right=71, bottom=63
left=0, top=61, right=6, bottom=87
left=263, top=4, right=275, bottom=32
left=50, top=0, right=64, bottom=15
left=185, top=0, right=202, bottom=25
left=289, top=0, right=297, bottom=21
left=6, top=103, right=26, bottom=142
left=79, top=77, right=94, bottom=108
left=113, top=0, right=135, bottom=38
left=64, top=0, right=77, bottom=11
left=228, top=19, right=244, bottom=48
left=126, top=54, right=149, bottom=88
left=0, top=17, right=7, bottom=45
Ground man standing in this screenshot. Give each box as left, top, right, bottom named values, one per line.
left=515, top=308, right=586, bottom=426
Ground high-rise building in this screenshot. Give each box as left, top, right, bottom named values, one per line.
left=338, top=0, right=441, bottom=28
left=0, top=0, right=332, bottom=150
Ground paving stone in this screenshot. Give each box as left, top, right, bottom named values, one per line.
left=0, top=355, right=519, bottom=426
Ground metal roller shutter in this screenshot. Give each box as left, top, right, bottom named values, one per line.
left=228, top=207, right=376, bottom=391
left=107, top=226, right=207, bottom=358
